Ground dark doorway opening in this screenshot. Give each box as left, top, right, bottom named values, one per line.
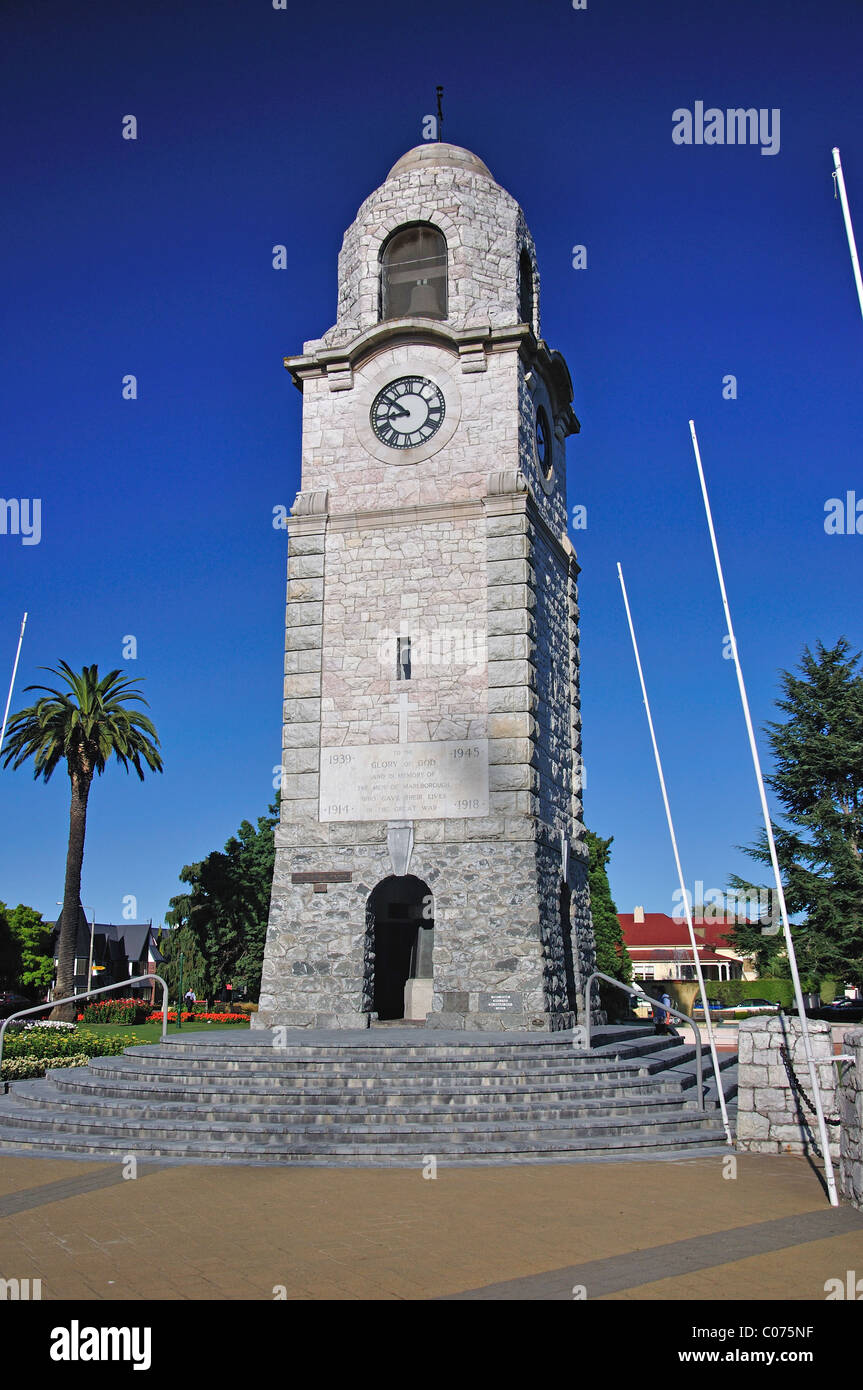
left=367, top=875, right=434, bottom=1021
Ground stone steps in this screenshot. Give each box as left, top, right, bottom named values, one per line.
left=0, top=1026, right=734, bottom=1165
left=0, top=1124, right=728, bottom=1166
left=40, top=1073, right=691, bottom=1105
left=6, top=1078, right=704, bottom=1123
left=0, top=1100, right=718, bottom=1142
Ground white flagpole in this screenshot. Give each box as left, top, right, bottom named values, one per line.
left=617, top=565, right=732, bottom=1143
left=0, top=612, right=28, bottom=759
left=689, top=421, right=839, bottom=1205
left=832, top=148, right=863, bottom=323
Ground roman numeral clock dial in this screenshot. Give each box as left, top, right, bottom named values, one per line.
left=370, top=376, right=445, bottom=449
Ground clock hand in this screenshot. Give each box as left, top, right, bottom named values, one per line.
left=386, top=403, right=411, bottom=419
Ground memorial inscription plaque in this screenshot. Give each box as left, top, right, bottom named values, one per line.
left=319, top=739, right=489, bottom=822
left=478, top=992, right=522, bottom=1013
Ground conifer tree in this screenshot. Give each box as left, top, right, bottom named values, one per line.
left=728, top=639, right=863, bottom=988
left=585, top=828, right=632, bottom=987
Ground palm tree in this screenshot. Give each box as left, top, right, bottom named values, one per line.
left=2, top=663, right=163, bottom=1019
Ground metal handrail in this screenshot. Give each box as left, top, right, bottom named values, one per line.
left=582, top=971, right=706, bottom=1112
left=0, top=974, right=170, bottom=1087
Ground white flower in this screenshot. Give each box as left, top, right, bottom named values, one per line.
left=21, top=1020, right=77, bottom=1033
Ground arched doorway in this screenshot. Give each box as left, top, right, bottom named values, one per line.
left=366, top=875, right=434, bottom=1021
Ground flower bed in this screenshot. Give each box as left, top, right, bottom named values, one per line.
left=2, top=1055, right=92, bottom=1081
left=2, top=1026, right=132, bottom=1061
left=81, top=998, right=151, bottom=1025
left=7, top=1019, right=77, bottom=1034
left=145, top=1011, right=249, bottom=1024
left=0, top=1023, right=137, bottom=1081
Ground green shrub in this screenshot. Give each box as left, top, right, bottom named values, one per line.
left=714, top=980, right=796, bottom=1008
left=714, top=978, right=839, bottom=1008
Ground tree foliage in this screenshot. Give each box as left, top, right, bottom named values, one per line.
left=585, top=828, right=632, bottom=985
left=0, top=904, right=23, bottom=990
left=728, top=639, right=863, bottom=988
left=162, top=803, right=278, bottom=1000
left=0, top=902, right=53, bottom=992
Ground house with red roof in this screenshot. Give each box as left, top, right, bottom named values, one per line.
left=617, top=908, right=757, bottom=984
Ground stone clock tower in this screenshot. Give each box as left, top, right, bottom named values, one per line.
left=255, top=141, right=597, bottom=1032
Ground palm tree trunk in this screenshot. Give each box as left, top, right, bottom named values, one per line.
left=52, top=770, right=91, bottom=1022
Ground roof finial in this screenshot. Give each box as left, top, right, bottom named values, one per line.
left=436, top=86, right=444, bottom=143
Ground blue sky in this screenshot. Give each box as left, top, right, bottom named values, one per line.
left=2, top=0, right=861, bottom=930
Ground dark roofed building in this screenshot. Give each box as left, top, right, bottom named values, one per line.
left=50, top=904, right=164, bottom=1003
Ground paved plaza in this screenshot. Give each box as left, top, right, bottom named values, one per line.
left=1, top=1150, right=861, bottom=1301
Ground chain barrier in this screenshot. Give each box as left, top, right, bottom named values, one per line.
left=778, top=1043, right=841, bottom=1127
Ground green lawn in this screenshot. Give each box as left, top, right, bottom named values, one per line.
left=83, top=1021, right=250, bottom=1043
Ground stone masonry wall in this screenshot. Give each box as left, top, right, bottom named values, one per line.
left=736, top=1017, right=839, bottom=1159
left=532, top=525, right=573, bottom=836
left=259, top=829, right=571, bottom=1031
left=839, top=1026, right=863, bottom=1210
left=516, top=356, right=568, bottom=541
left=320, top=516, right=487, bottom=745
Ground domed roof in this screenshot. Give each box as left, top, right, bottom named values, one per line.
left=386, top=142, right=496, bottom=183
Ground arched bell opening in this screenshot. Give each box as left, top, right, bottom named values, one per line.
left=518, top=246, right=535, bottom=331
left=365, top=874, right=434, bottom=1021
left=379, top=224, right=448, bottom=321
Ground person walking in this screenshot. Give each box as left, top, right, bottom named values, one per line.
left=655, top=989, right=675, bottom=1036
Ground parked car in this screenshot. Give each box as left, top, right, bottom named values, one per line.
left=810, top=999, right=863, bottom=1022
left=731, top=998, right=781, bottom=1012
left=693, top=997, right=722, bottom=1012
left=0, top=992, right=34, bottom=1020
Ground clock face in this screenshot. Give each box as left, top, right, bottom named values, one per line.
left=370, top=376, right=446, bottom=450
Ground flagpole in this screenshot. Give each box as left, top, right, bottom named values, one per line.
left=617, top=565, right=732, bottom=1143
left=0, top=612, right=28, bottom=759
left=832, top=148, right=863, bottom=323
left=689, top=421, right=839, bottom=1205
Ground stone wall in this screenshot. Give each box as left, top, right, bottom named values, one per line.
left=736, top=1016, right=840, bottom=1159
left=532, top=525, right=573, bottom=834
left=258, top=825, right=583, bottom=1032
left=320, top=515, right=487, bottom=745
left=839, top=1026, right=863, bottom=1210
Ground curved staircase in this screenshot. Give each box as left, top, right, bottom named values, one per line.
left=0, top=1026, right=735, bottom=1165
